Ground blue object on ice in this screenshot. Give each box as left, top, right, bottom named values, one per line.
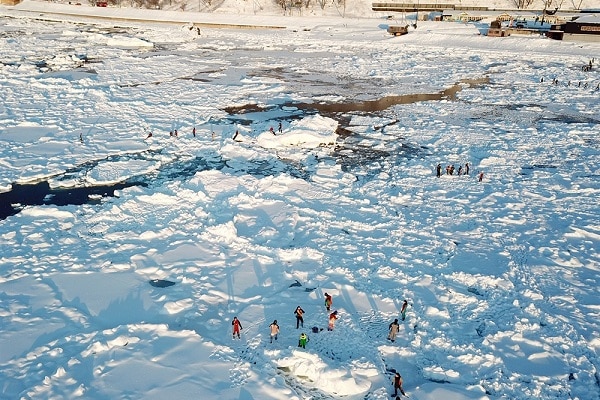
left=149, top=279, right=176, bottom=288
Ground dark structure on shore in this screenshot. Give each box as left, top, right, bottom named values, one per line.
left=547, top=14, right=600, bottom=41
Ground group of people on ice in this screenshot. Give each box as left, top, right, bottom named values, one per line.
left=232, top=295, right=411, bottom=397
left=229, top=292, right=339, bottom=339
left=144, top=121, right=284, bottom=141
left=387, top=300, right=408, bottom=343
left=436, top=162, right=484, bottom=181
left=232, top=295, right=409, bottom=344
left=436, top=162, right=470, bottom=177
left=231, top=293, right=340, bottom=345
left=543, top=59, right=600, bottom=89
left=281, top=294, right=338, bottom=347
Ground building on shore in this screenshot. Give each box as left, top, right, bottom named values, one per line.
left=547, top=13, right=600, bottom=41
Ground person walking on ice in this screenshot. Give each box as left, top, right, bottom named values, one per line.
left=232, top=316, right=243, bottom=339
left=393, top=372, right=407, bottom=397
left=328, top=310, right=338, bottom=331
left=324, top=292, right=333, bottom=311
left=298, top=332, right=309, bottom=348
left=400, top=300, right=408, bottom=321
left=294, top=306, right=305, bottom=329
left=388, top=318, right=400, bottom=342
left=269, top=320, right=280, bottom=343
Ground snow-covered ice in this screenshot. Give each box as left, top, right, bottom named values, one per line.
left=1, top=1, right=599, bottom=399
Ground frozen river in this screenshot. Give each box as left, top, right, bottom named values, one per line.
left=1, top=7, right=600, bottom=399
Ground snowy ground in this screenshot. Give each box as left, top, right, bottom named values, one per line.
left=1, top=3, right=600, bottom=399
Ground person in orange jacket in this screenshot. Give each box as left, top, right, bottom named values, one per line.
left=328, top=310, right=338, bottom=331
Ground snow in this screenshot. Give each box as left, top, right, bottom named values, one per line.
left=1, top=1, right=600, bottom=399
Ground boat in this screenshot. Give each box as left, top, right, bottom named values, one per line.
left=487, top=19, right=509, bottom=37
left=387, top=25, right=409, bottom=36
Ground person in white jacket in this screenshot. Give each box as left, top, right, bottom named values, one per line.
left=269, top=320, right=280, bottom=343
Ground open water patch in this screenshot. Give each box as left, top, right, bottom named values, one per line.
left=0, top=149, right=214, bottom=220
left=0, top=149, right=312, bottom=220
left=0, top=180, right=141, bottom=220
left=285, top=76, right=490, bottom=113
left=222, top=77, right=490, bottom=177
left=149, top=279, right=176, bottom=288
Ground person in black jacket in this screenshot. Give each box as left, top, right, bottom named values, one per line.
left=294, top=306, right=305, bottom=329
left=393, top=372, right=406, bottom=397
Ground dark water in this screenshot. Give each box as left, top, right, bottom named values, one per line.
left=0, top=180, right=143, bottom=220
left=0, top=152, right=308, bottom=221
left=287, top=77, right=490, bottom=113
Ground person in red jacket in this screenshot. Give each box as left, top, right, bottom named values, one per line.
left=328, top=310, right=338, bottom=331
left=232, top=316, right=243, bottom=339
